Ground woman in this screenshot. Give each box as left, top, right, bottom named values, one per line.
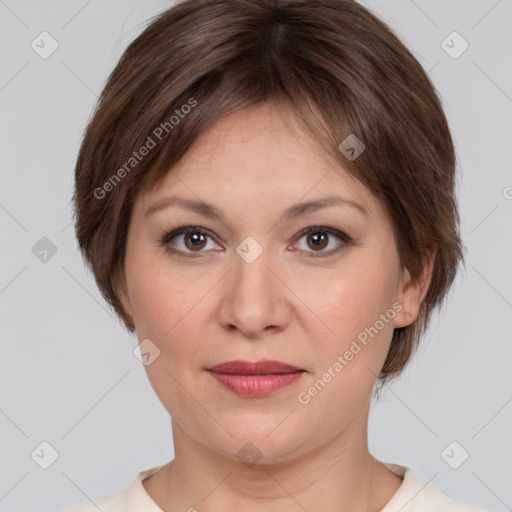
left=67, top=0, right=483, bottom=510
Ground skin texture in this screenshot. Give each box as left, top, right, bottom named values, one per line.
left=118, top=102, right=434, bottom=511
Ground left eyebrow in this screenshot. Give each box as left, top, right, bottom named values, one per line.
left=144, top=194, right=369, bottom=221
left=279, top=195, right=369, bottom=222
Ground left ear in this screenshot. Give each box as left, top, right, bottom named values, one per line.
left=393, top=246, right=437, bottom=329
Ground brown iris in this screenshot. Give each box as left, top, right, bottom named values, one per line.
left=307, top=231, right=328, bottom=251
left=184, top=232, right=207, bottom=251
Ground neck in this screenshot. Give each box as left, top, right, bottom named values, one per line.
left=144, top=408, right=403, bottom=512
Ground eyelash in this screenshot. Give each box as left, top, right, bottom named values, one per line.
left=159, top=224, right=354, bottom=259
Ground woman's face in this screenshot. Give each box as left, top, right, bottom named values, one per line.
left=119, top=102, right=428, bottom=464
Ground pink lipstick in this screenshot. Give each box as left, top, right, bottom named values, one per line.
left=206, top=360, right=305, bottom=397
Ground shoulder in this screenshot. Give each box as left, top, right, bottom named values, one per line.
left=62, top=463, right=167, bottom=512
left=381, top=463, right=486, bottom=512
left=409, top=485, right=486, bottom=511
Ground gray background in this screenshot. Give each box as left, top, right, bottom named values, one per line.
left=0, top=1, right=511, bottom=511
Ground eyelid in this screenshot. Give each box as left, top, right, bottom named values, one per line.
left=160, top=224, right=222, bottom=259
left=160, top=224, right=353, bottom=259
left=291, top=226, right=352, bottom=257
left=160, top=224, right=215, bottom=245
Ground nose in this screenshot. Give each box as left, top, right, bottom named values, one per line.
left=217, top=245, right=292, bottom=339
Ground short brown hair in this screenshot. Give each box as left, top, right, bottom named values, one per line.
left=73, top=0, right=465, bottom=385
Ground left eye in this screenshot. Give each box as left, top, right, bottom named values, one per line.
left=293, top=227, right=351, bottom=257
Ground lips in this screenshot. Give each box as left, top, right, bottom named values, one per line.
left=206, top=360, right=303, bottom=375
left=206, top=360, right=305, bottom=397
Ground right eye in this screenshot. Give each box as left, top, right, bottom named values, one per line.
left=160, top=224, right=222, bottom=258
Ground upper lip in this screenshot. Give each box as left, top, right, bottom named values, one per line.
left=206, top=360, right=304, bottom=375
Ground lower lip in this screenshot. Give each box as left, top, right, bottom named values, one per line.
left=208, top=371, right=304, bottom=397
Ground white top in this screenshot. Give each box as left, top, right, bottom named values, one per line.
left=65, top=462, right=485, bottom=511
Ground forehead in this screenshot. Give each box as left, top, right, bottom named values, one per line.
left=135, top=103, right=379, bottom=217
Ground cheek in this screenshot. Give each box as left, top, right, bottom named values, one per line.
left=128, top=267, right=210, bottom=416
left=297, top=252, right=399, bottom=368
left=127, top=254, right=204, bottom=339
left=293, top=268, right=397, bottom=419
left=128, top=262, right=217, bottom=380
